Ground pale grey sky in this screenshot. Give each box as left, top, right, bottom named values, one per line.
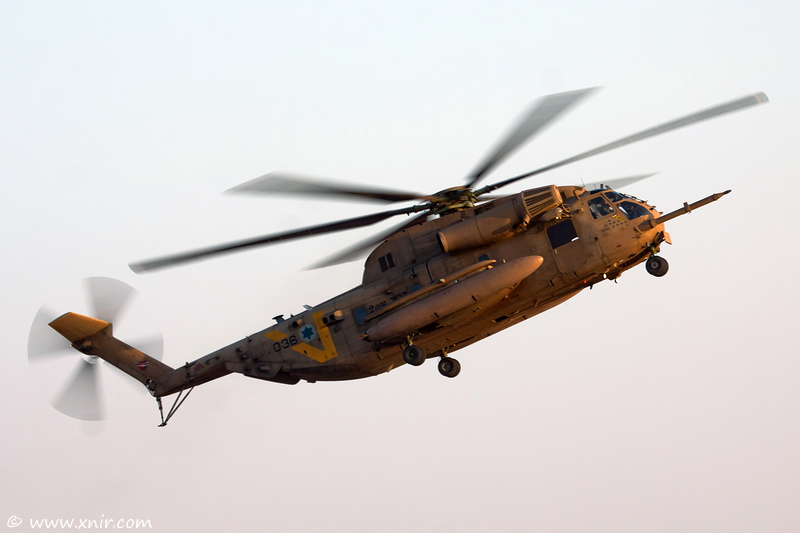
left=2, top=1, right=799, bottom=532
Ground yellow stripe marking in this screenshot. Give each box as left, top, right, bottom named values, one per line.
left=264, top=311, right=339, bottom=363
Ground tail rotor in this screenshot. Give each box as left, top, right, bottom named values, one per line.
left=27, top=277, right=158, bottom=421
left=51, top=354, right=104, bottom=421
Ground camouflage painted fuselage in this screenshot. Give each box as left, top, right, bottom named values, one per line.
left=171, top=185, right=665, bottom=392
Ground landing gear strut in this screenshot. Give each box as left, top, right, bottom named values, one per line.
left=156, top=386, right=194, bottom=427
left=438, top=356, right=461, bottom=378
left=646, top=255, right=669, bottom=277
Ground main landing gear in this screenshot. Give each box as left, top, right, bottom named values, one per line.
left=437, top=356, right=461, bottom=378
left=402, top=340, right=461, bottom=378
left=402, top=344, right=426, bottom=366
left=645, top=255, right=669, bottom=277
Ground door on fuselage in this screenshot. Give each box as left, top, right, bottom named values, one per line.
left=546, top=218, right=586, bottom=273
left=587, top=194, right=628, bottom=259
left=587, top=192, right=652, bottom=261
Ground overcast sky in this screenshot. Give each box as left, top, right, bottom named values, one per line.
left=2, top=1, right=799, bottom=532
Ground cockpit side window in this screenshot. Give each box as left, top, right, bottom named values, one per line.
left=588, top=196, right=614, bottom=219
left=617, top=201, right=650, bottom=220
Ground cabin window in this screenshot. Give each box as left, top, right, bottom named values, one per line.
left=588, top=197, right=614, bottom=219
left=408, top=283, right=421, bottom=293
left=547, top=219, right=578, bottom=249
left=617, top=201, right=650, bottom=221
left=321, top=310, right=344, bottom=325
left=378, top=252, right=396, bottom=272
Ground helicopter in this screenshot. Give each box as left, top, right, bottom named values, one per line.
left=29, top=88, right=768, bottom=425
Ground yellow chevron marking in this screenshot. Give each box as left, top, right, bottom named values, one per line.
left=264, top=311, right=339, bottom=363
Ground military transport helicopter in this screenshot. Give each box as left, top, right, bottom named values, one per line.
left=29, top=89, right=768, bottom=425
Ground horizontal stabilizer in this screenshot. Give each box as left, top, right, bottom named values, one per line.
left=49, top=313, right=109, bottom=343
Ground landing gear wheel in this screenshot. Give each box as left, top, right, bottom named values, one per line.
left=645, top=256, right=669, bottom=277
left=402, top=345, right=426, bottom=366
left=438, top=357, right=461, bottom=378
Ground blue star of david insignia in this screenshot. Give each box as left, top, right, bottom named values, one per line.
left=300, top=325, right=317, bottom=342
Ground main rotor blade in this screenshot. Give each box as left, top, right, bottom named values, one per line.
left=130, top=205, right=423, bottom=273
left=481, top=92, right=769, bottom=194
left=307, top=212, right=430, bottom=269
left=51, top=359, right=104, bottom=421
left=84, top=277, right=137, bottom=324
left=465, top=87, right=598, bottom=189
left=580, top=173, right=659, bottom=191
left=228, top=172, right=433, bottom=204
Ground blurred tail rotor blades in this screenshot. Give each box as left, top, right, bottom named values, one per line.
left=51, top=357, right=104, bottom=421
left=126, top=334, right=163, bottom=361
left=28, top=305, right=71, bottom=363
left=29, top=277, right=158, bottom=421
left=85, top=276, right=136, bottom=324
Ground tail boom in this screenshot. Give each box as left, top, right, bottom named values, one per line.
left=49, top=312, right=184, bottom=396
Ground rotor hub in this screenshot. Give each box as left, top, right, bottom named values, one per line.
left=428, top=186, right=479, bottom=215
left=78, top=341, right=94, bottom=355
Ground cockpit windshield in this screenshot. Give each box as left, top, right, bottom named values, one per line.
left=588, top=189, right=635, bottom=202
left=616, top=201, right=650, bottom=220
left=586, top=189, right=651, bottom=221
left=604, top=191, right=627, bottom=203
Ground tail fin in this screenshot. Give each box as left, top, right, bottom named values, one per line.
left=49, top=312, right=175, bottom=391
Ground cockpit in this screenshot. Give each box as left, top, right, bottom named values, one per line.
left=587, top=189, right=652, bottom=221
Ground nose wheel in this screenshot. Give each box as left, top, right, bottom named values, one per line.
left=645, top=255, right=669, bottom=277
